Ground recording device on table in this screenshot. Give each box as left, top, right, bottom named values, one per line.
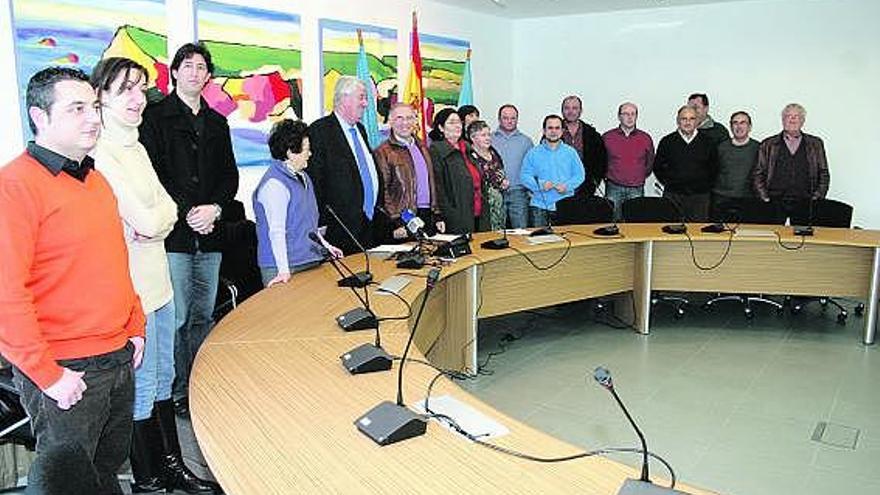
left=530, top=175, right=555, bottom=237
left=309, top=232, right=391, bottom=375
left=355, top=268, right=442, bottom=445
left=593, top=182, right=620, bottom=236
left=593, top=367, right=687, bottom=495
left=652, top=183, right=687, bottom=235
left=325, top=205, right=372, bottom=287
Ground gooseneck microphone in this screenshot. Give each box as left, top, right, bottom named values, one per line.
left=325, top=205, right=373, bottom=287
left=355, top=268, right=442, bottom=446
left=594, top=367, right=686, bottom=495
left=530, top=175, right=555, bottom=236
left=593, top=182, right=621, bottom=236
left=653, top=183, right=687, bottom=235
left=309, top=233, right=390, bottom=375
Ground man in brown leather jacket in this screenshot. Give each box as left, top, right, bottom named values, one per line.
left=753, top=103, right=830, bottom=221
left=373, top=103, right=445, bottom=241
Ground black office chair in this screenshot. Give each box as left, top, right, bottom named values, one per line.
left=621, top=196, right=689, bottom=318
left=1, top=366, right=35, bottom=490
left=788, top=198, right=857, bottom=324
left=620, top=196, right=680, bottom=223
left=554, top=196, right=614, bottom=226
left=213, top=200, right=263, bottom=322
left=703, top=197, right=786, bottom=318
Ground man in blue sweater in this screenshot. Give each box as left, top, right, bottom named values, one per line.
left=520, top=115, right=585, bottom=228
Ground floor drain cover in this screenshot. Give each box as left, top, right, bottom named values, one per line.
left=812, top=421, right=859, bottom=449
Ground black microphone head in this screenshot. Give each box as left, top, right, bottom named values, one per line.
left=593, top=366, right=613, bottom=389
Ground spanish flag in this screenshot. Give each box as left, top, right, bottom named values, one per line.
left=403, top=11, right=426, bottom=140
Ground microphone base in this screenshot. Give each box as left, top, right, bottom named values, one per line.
left=355, top=400, right=427, bottom=446
left=337, top=271, right=373, bottom=288
left=336, top=307, right=378, bottom=331
left=593, top=225, right=620, bottom=236
left=481, top=237, right=510, bottom=250
left=340, top=342, right=392, bottom=374
left=530, top=227, right=554, bottom=237
left=618, top=479, right=689, bottom=495
left=662, top=224, right=687, bottom=235
left=700, top=223, right=727, bottom=234
left=793, top=226, right=815, bottom=236
left=396, top=253, right=426, bottom=269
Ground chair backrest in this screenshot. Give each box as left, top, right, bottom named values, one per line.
left=554, top=196, right=614, bottom=226
left=790, top=198, right=853, bottom=228
left=737, top=198, right=786, bottom=225
left=621, top=197, right=679, bottom=223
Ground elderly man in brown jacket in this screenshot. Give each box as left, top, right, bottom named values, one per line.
left=373, top=103, right=445, bottom=241
left=753, top=103, right=830, bottom=222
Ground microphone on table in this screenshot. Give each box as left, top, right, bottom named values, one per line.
left=530, top=175, right=555, bottom=237
left=397, top=209, right=427, bottom=269
left=325, top=205, right=373, bottom=288
left=652, top=183, right=688, bottom=235
left=309, top=232, right=390, bottom=374
left=593, top=366, right=687, bottom=495
left=355, top=268, right=442, bottom=446
left=593, top=182, right=621, bottom=236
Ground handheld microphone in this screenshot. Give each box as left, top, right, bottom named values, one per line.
left=309, top=233, right=390, bottom=374
left=401, top=209, right=426, bottom=238
left=396, top=209, right=427, bottom=269
left=530, top=175, right=555, bottom=236
left=325, top=205, right=373, bottom=287
left=593, top=367, right=686, bottom=495
left=355, top=268, right=442, bottom=446
left=652, top=183, right=687, bottom=235
left=593, top=182, right=621, bottom=236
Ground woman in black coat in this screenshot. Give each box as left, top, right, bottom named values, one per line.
left=428, top=108, right=488, bottom=235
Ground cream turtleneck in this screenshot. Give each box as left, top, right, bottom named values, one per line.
left=93, top=110, right=178, bottom=314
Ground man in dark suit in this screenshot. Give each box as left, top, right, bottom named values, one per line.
left=307, top=76, right=384, bottom=254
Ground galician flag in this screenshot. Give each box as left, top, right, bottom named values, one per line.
left=403, top=12, right=426, bottom=140
left=456, top=48, right=473, bottom=107
left=356, top=29, right=382, bottom=148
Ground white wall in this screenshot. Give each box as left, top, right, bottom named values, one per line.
left=0, top=0, right=513, bottom=218
left=512, top=0, right=880, bottom=227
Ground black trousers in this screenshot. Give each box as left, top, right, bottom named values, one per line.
left=14, top=344, right=134, bottom=495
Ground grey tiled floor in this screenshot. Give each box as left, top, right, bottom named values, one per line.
left=458, top=297, right=880, bottom=495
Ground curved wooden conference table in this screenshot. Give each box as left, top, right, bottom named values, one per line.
left=190, top=223, right=880, bottom=494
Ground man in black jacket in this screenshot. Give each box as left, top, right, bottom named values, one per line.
left=307, top=76, right=385, bottom=254
left=560, top=95, right=608, bottom=198
left=653, top=105, right=719, bottom=222
left=139, top=43, right=238, bottom=436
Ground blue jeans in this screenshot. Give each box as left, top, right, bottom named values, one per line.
left=529, top=206, right=554, bottom=228
left=504, top=186, right=530, bottom=228
left=605, top=181, right=644, bottom=221
left=133, top=300, right=175, bottom=420
left=168, top=250, right=222, bottom=401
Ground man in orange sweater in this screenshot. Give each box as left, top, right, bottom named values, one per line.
left=0, top=67, right=146, bottom=494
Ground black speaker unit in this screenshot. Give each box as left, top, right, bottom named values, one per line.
left=434, top=236, right=471, bottom=258
left=396, top=253, right=425, bottom=269
left=336, top=307, right=378, bottom=331
left=354, top=400, right=427, bottom=446
left=340, top=343, right=392, bottom=374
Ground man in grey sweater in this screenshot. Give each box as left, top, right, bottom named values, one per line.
left=710, top=111, right=759, bottom=222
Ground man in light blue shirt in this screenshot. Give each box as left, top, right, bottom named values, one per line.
left=493, top=104, right=534, bottom=228
left=521, top=114, right=585, bottom=227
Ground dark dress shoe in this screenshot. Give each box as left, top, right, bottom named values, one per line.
left=163, top=453, right=222, bottom=494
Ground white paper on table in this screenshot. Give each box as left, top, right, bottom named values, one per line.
left=503, top=228, right=531, bottom=236
left=526, top=234, right=566, bottom=245
left=412, top=394, right=510, bottom=441
left=368, top=244, right=417, bottom=254
left=425, top=233, right=463, bottom=243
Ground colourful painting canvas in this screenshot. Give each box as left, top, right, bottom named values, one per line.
left=197, top=1, right=302, bottom=167
left=319, top=19, right=397, bottom=121
left=12, top=0, right=168, bottom=141
left=420, top=33, right=470, bottom=122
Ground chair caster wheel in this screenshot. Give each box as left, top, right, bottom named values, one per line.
left=744, top=308, right=754, bottom=319
left=674, top=308, right=685, bottom=319
left=855, top=303, right=865, bottom=316
left=837, top=313, right=847, bottom=325
left=791, top=305, right=803, bottom=315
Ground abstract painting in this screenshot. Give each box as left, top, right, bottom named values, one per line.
left=12, top=0, right=168, bottom=141
left=319, top=19, right=397, bottom=121
left=197, top=1, right=302, bottom=167
left=419, top=33, right=470, bottom=123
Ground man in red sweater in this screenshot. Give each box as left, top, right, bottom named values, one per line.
left=0, top=67, right=145, bottom=494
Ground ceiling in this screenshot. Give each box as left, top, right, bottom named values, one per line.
left=429, top=0, right=751, bottom=18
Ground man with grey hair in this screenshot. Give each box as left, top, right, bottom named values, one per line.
left=307, top=76, right=384, bottom=254
left=754, top=103, right=829, bottom=222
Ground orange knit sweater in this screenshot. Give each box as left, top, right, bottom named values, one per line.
left=0, top=152, right=145, bottom=389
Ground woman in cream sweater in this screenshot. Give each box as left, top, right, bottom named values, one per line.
left=91, top=58, right=219, bottom=493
